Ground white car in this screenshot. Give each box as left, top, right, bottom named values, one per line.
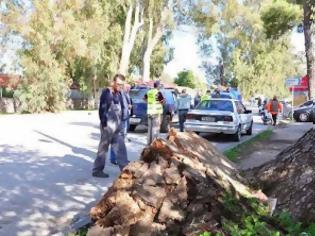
left=184, top=98, right=253, bottom=141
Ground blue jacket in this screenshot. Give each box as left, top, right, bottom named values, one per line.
left=99, top=88, right=127, bottom=127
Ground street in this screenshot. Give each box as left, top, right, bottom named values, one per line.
left=0, top=110, right=267, bottom=236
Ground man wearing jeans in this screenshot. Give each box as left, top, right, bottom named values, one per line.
left=177, top=89, right=191, bottom=132
left=145, top=81, right=164, bottom=145
left=92, top=74, right=129, bottom=178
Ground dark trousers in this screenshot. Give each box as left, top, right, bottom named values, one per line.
left=272, top=114, right=277, bottom=125
left=179, top=109, right=189, bottom=132
left=110, top=120, right=128, bottom=163
left=93, top=122, right=129, bottom=173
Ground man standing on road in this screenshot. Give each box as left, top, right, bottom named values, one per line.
left=109, top=83, right=131, bottom=165
left=145, top=80, right=165, bottom=145
left=92, top=74, right=129, bottom=178
left=177, top=89, right=191, bottom=132
left=194, top=91, right=201, bottom=107
left=267, top=96, right=282, bottom=126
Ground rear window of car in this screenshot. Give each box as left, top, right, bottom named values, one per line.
left=196, top=100, right=234, bottom=112
left=301, top=100, right=313, bottom=107
left=129, top=89, right=148, bottom=102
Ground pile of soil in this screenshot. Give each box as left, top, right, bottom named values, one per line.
left=246, top=128, right=315, bottom=222
left=88, top=129, right=268, bottom=235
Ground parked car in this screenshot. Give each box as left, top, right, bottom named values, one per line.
left=129, top=87, right=178, bottom=132
left=293, top=100, right=315, bottom=122
left=184, top=98, right=253, bottom=141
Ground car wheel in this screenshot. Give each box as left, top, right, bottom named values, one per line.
left=299, top=112, right=309, bottom=122
left=160, top=115, right=170, bottom=133
left=246, top=121, right=253, bottom=135
left=128, top=124, right=137, bottom=132
left=232, top=126, right=241, bottom=142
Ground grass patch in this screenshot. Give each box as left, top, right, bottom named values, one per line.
left=223, top=129, right=273, bottom=161
left=65, top=227, right=88, bottom=236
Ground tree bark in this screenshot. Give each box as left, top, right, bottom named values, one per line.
left=119, top=2, right=144, bottom=76
left=89, top=129, right=268, bottom=235
left=303, top=0, right=315, bottom=99
left=142, top=0, right=174, bottom=83
left=142, top=17, right=164, bottom=82
left=245, top=128, right=315, bottom=222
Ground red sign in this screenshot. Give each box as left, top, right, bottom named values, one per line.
left=289, top=75, right=309, bottom=92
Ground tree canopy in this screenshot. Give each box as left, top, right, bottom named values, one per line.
left=174, top=70, right=197, bottom=88
left=193, top=0, right=303, bottom=99
left=1, top=0, right=174, bottom=112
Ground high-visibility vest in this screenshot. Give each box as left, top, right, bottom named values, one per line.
left=201, top=94, right=209, bottom=102
left=147, top=89, right=163, bottom=115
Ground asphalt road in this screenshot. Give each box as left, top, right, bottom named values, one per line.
left=0, top=110, right=267, bottom=235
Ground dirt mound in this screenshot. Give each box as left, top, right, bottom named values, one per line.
left=246, top=128, right=315, bottom=222
left=88, top=129, right=268, bottom=235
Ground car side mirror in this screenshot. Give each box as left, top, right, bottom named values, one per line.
left=244, top=109, right=252, bottom=114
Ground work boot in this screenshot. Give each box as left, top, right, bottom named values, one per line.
left=92, top=171, right=109, bottom=178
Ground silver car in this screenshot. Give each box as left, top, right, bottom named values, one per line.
left=184, top=98, right=253, bottom=141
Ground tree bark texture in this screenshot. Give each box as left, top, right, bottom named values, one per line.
left=246, top=128, right=315, bottom=222
left=89, top=129, right=268, bottom=235
left=142, top=1, right=174, bottom=82
left=304, top=0, right=315, bottom=99
left=119, top=2, right=144, bottom=76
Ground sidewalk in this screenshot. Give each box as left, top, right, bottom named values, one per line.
left=239, top=122, right=314, bottom=170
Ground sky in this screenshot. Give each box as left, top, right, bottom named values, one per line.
left=164, top=26, right=203, bottom=78
left=164, top=26, right=306, bottom=80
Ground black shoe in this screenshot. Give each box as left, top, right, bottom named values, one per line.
left=110, top=160, right=118, bottom=165
left=92, top=171, right=109, bottom=178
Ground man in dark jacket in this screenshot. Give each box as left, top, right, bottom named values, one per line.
left=92, top=74, right=129, bottom=178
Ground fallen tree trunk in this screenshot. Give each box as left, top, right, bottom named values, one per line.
left=89, top=129, right=268, bottom=235
left=246, top=128, right=315, bottom=222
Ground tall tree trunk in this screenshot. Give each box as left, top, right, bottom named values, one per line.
left=142, top=17, right=164, bottom=82
left=304, top=0, right=315, bottom=99
left=119, top=2, right=144, bottom=76
left=142, top=5, right=169, bottom=82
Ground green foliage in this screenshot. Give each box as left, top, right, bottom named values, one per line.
left=0, top=87, right=14, bottom=98
left=174, top=70, right=197, bottom=88
left=261, top=0, right=302, bottom=39
left=201, top=193, right=315, bottom=236
left=2, top=0, right=124, bottom=112
left=199, top=232, right=223, bottom=236
left=195, top=0, right=302, bottom=99
left=66, top=227, right=88, bottom=236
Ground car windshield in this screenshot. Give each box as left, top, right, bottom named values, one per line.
left=196, top=100, right=234, bottom=112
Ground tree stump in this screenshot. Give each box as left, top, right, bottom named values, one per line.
left=246, top=128, right=315, bottom=222
left=89, top=129, right=266, bottom=235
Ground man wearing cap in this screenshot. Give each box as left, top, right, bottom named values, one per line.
left=144, top=80, right=165, bottom=145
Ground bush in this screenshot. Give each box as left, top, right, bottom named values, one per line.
left=0, top=87, right=14, bottom=98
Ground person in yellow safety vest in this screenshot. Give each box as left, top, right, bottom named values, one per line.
left=144, top=80, right=165, bottom=145
left=201, top=90, right=211, bottom=102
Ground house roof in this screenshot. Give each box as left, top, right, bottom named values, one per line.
left=0, top=74, right=20, bottom=89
